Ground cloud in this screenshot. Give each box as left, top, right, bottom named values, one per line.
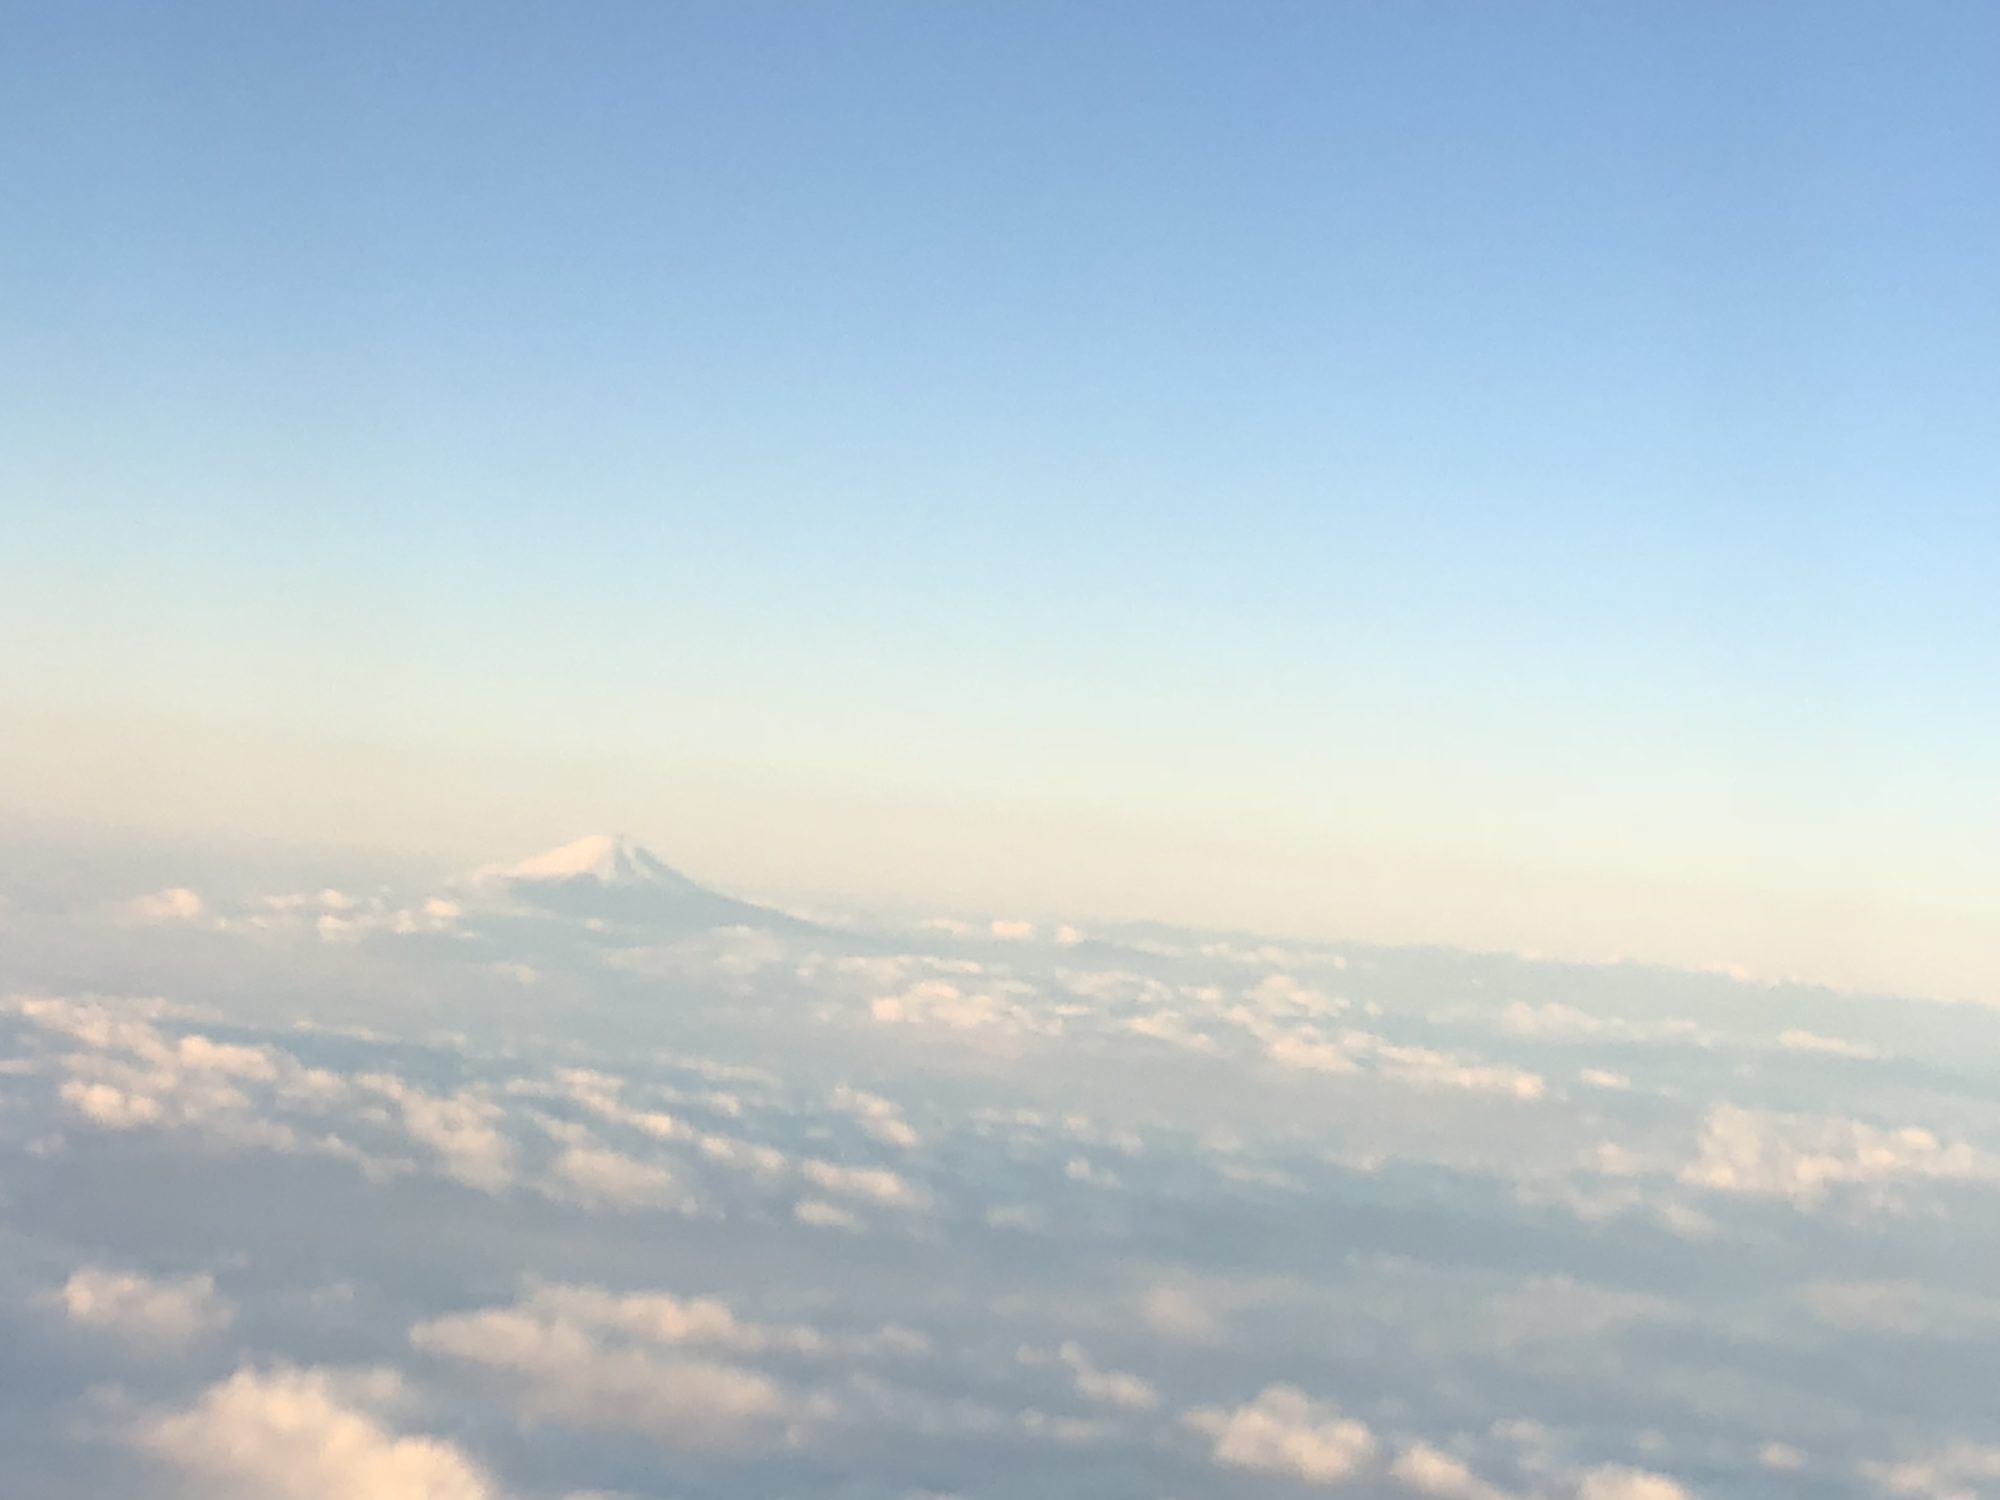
left=1186, top=1385, right=1377, bottom=1484
left=1264, top=1029, right=1544, bottom=1099
left=1020, top=1342, right=1158, bottom=1412
left=1776, top=1028, right=1879, bottom=1060
left=12, top=997, right=322, bottom=1152
left=411, top=1289, right=791, bottom=1452
left=1391, top=1443, right=1512, bottom=1500
left=1497, top=1004, right=1710, bottom=1048
left=1574, top=1465, right=1694, bottom=1500
left=1140, top=1283, right=1224, bottom=1344
left=546, top=1145, right=681, bottom=1211
left=358, top=1076, right=516, bottom=1193
left=55, top=1266, right=233, bottom=1345
left=830, top=1085, right=921, bottom=1149
left=794, top=1198, right=862, bottom=1230
left=799, top=1158, right=924, bottom=1210
left=1681, top=1103, right=1999, bottom=1207
left=140, top=1365, right=495, bottom=1500
left=133, top=888, right=205, bottom=923
left=1867, top=1442, right=2000, bottom=1497
left=60, top=1078, right=166, bottom=1128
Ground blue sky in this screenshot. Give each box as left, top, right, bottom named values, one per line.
left=3, top=3, right=1996, bottom=996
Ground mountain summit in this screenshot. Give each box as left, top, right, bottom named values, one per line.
left=497, top=834, right=701, bottom=892
left=482, top=834, right=800, bottom=933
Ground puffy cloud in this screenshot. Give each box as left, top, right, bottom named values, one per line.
left=133, top=888, right=205, bottom=922
left=1140, top=1283, right=1224, bottom=1344
left=56, top=1266, right=233, bottom=1345
left=1391, top=1443, right=1512, bottom=1500
left=1369, top=1040, right=1545, bottom=1100
left=140, top=1365, right=495, bottom=1500
left=1758, top=1443, right=1806, bottom=1471
left=1266, top=1035, right=1362, bottom=1075
left=1019, top=1342, right=1159, bottom=1412
left=60, top=1078, right=165, bottom=1128
left=697, top=1132, right=788, bottom=1176
left=544, top=1069, right=689, bottom=1142
left=1264, top=1029, right=1543, bottom=1099
left=1574, top=1465, right=1693, bottom=1500
left=175, top=1034, right=280, bottom=1080
left=861, top=969, right=1053, bottom=1036
left=411, top=1287, right=792, bottom=1452
left=358, top=1076, right=515, bottom=1193
left=1186, top=1386, right=1377, bottom=1484
left=414, top=1283, right=923, bottom=1397
left=546, top=1145, right=681, bottom=1211
left=799, top=1158, right=923, bottom=1210
left=13, top=997, right=315, bottom=1151
left=1055, top=1342, right=1157, bottom=1411
left=794, top=1198, right=862, bottom=1230
left=830, top=1085, right=920, bottom=1148
left=1867, top=1442, right=2000, bottom=1497
left=1681, top=1103, right=1999, bottom=1207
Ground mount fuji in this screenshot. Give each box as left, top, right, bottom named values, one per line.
left=480, top=834, right=805, bottom=932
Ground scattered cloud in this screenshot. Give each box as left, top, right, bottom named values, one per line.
left=1186, top=1386, right=1377, bottom=1484
left=55, top=1266, right=233, bottom=1345
left=140, top=1365, right=495, bottom=1500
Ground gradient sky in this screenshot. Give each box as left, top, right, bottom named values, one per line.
left=3, top=2, right=1997, bottom=998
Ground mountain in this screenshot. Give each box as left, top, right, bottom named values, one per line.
left=495, top=834, right=704, bottom=890
left=481, top=834, right=802, bottom=932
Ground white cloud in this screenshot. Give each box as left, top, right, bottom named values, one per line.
left=1574, top=1465, right=1693, bottom=1500
left=1026, top=1342, right=1158, bottom=1411
left=1186, top=1385, right=1377, bottom=1484
left=508, top=1284, right=825, bottom=1353
left=1266, top=1035, right=1362, bottom=1075
left=1259, top=1021, right=1543, bottom=1099
left=1867, top=1442, right=2000, bottom=1497
left=141, top=1365, right=495, bottom=1500
left=1140, top=1283, right=1223, bottom=1344
left=831, top=1085, right=920, bottom=1149
left=358, top=1076, right=516, bottom=1193
left=61, top=1078, right=165, bottom=1129
left=56, top=1266, right=233, bottom=1345
left=15, top=998, right=310, bottom=1151
left=133, top=887, right=205, bottom=922
left=1391, top=1443, right=1512, bottom=1500
left=1681, top=1103, right=1999, bottom=1207
left=547, top=1145, right=681, bottom=1211
left=800, top=1158, right=923, bottom=1209
left=1777, top=1028, right=1879, bottom=1060
left=1498, top=1004, right=1710, bottom=1048
left=412, top=1288, right=792, bottom=1452
left=794, top=1198, right=862, bottom=1230
left=1758, top=1442, right=1806, bottom=1471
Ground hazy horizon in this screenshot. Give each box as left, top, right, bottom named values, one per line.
left=6, top=1, right=1998, bottom=1003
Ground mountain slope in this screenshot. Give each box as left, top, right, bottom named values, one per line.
left=482, top=835, right=802, bottom=932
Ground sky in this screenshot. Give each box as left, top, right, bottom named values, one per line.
left=3, top=2, right=1997, bottom=999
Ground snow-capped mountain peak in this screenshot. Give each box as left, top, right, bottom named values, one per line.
left=492, top=834, right=698, bottom=891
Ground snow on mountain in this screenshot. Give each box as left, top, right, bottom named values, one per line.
left=478, top=835, right=802, bottom=933
left=493, top=834, right=701, bottom=892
